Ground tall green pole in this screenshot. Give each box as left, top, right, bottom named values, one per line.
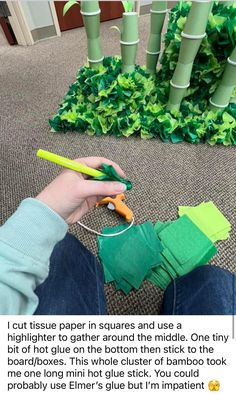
left=80, top=1, right=103, bottom=69
left=120, top=11, right=139, bottom=73
left=210, top=46, right=236, bottom=109
left=167, top=0, right=213, bottom=111
left=146, top=1, right=168, bottom=75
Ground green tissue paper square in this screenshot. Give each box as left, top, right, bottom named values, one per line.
left=115, top=279, right=133, bottom=295
left=147, top=265, right=172, bottom=290
left=154, top=220, right=173, bottom=234
left=148, top=216, right=218, bottom=291
left=158, top=216, right=217, bottom=274
left=178, top=201, right=231, bottom=242
left=98, top=221, right=163, bottom=294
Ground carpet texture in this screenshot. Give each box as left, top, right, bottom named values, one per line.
left=0, top=15, right=235, bottom=315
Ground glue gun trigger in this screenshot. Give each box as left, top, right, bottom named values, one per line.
left=107, top=203, right=115, bottom=210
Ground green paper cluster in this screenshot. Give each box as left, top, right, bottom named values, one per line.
left=147, top=215, right=217, bottom=290
left=98, top=201, right=231, bottom=294
left=50, top=2, right=236, bottom=145
left=95, top=164, right=132, bottom=190
left=161, top=1, right=236, bottom=99
left=178, top=201, right=231, bottom=242
left=98, top=221, right=162, bottom=294
left=50, top=57, right=157, bottom=138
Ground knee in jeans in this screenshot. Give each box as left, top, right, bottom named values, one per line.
left=191, top=265, right=233, bottom=292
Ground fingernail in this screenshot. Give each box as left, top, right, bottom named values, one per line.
left=114, top=182, right=127, bottom=192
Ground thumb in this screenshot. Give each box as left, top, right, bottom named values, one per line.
left=78, top=180, right=127, bottom=198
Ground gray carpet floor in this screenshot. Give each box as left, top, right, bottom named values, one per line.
left=0, top=15, right=235, bottom=315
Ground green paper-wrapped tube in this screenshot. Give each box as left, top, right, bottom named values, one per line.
left=168, top=83, right=190, bottom=108
left=210, top=47, right=236, bottom=109
left=146, top=1, right=167, bottom=74
left=167, top=0, right=213, bottom=111
left=120, top=12, right=139, bottom=73
left=80, top=1, right=103, bottom=69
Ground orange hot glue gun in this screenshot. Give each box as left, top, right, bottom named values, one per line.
left=96, top=194, right=134, bottom=223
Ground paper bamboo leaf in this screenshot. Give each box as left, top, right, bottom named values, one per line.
left=110, top=25, right=121, bottom=34
left=63, top=0, right=79, bottom=16
left=121, top=0, right=134, bottom=13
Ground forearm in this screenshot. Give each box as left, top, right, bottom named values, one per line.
left=0, top=198, right=68, bottom=314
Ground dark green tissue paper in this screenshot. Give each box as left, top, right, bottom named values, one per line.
left=98, top=221, right=162, bottom=294
left=95, top=163, right=132, bottom=190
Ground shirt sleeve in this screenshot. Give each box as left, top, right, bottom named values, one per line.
left=0, top=198, right=68, bottom=315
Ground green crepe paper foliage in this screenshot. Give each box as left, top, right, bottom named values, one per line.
left=50, top=56, right=236, bottom=145
left=95, top=163, right=132, bottom=190
left=50, top=57, right=157, bottom=137
left=50, top=3, right=236, bottom=145
left=160, top=1, right=236, bottom=103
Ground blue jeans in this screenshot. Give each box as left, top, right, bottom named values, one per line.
left=35, top=233, right=107, bottom=315
left=35, top=233, right=235, bottom=315
left=161, top=265, right=236, bottom=315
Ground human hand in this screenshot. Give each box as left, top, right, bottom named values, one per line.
left=36, top=157, right=127, bottom=225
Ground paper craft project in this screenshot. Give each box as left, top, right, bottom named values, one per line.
left=98, top=221, right=162, bottom=294
left=148, top=215, right=217, bottom=290
left=95, top=164, right=132, bottom=190
left=178, top=201, right=231, bottom=242
left=97, top=199, right=230, bottom=294
left=51, top=2, right=236, bottom=146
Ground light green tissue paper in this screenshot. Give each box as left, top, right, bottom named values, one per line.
left=178, top=201, right=231, bottom=242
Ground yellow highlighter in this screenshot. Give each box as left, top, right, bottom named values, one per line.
left=37, top=149, right=134, bottom=226
left=37, top=149, right=107, bottom=178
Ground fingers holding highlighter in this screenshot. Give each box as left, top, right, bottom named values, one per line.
left=36, top=151, right=129, bottom=225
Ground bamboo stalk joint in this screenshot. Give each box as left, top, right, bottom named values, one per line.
left=181, top=32, right=206, bottom=40
left=170, top=80, right=190, bottom=89
left=80, top=10, right=101, bottom=16
left=87, top=56, right=104, bottom=63
left=150, top=9, right=169, bottom=14
left=120, top=39, right=140, bottom=45
left=227, top=57, right=236, bottom=66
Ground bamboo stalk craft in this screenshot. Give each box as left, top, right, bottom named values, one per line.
left=167, top=0, right=213, bottom=111
left=210, top=46, right=236, bottom=109
left=51, top=1, right=236, bottom=146
left=64, top=0, right=103, bottom=69
left=120, top=10, right=139, bottom=73
left=146, top=1, right=168, bottom=75
left=110, top=1, right=139, bottom=74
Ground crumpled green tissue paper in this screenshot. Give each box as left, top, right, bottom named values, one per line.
left=50, top=2, right=236, bottom=146
left=98, top=221, right=162, bottom=294
left=178, top=201, right=231, bottom=242
left=95, top=163, right=132, bottom=190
